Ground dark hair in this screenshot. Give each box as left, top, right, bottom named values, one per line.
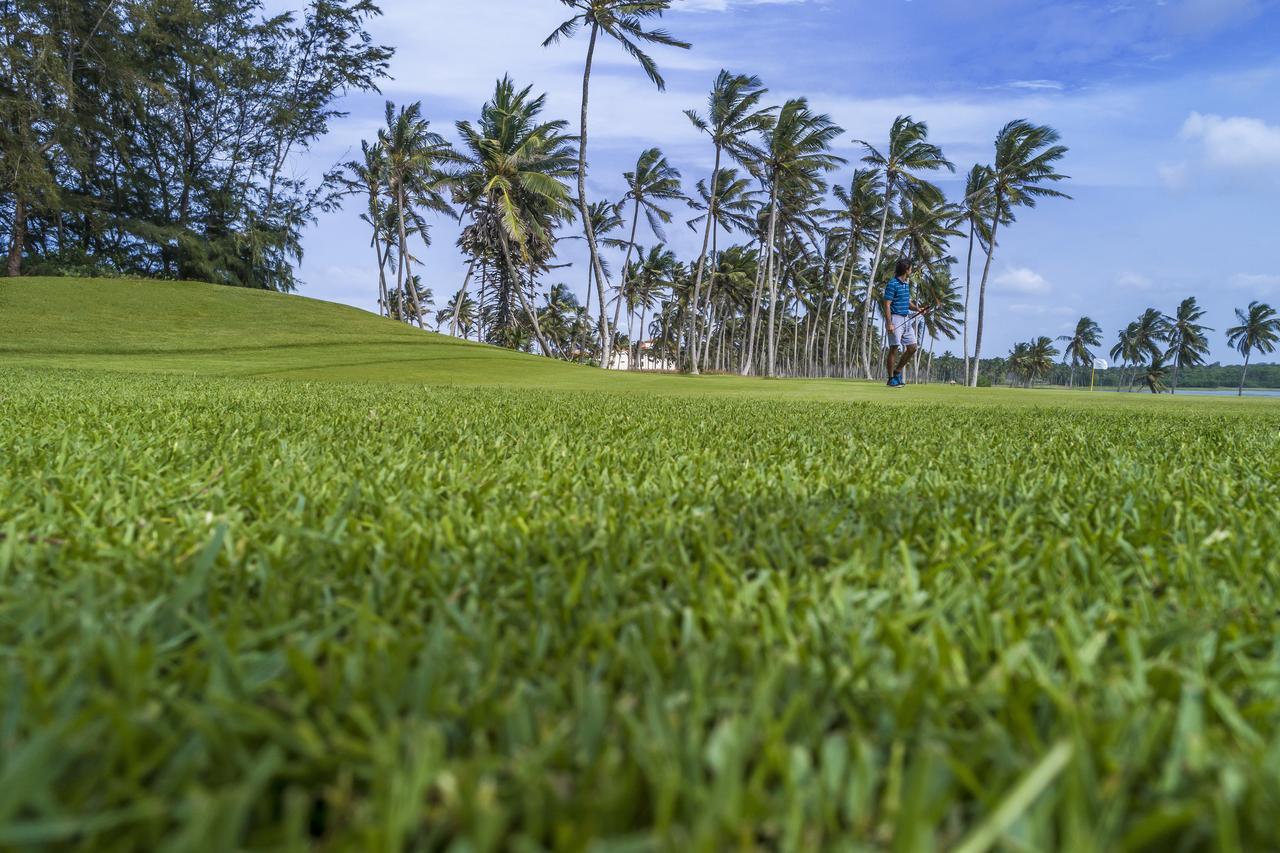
left=895, top=258, right=913, bottom=277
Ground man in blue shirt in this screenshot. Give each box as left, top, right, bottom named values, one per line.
left=881, top=258, right=923, bottom=388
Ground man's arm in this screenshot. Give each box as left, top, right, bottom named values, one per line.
left=882, top=300, right=895, bottom=333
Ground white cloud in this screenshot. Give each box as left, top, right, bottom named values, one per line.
left=1158, top=161, right=1189, bottom=189
left=995, top=267, right=1051, bottom=294
left=1008, top=80, right=1065, bottom=91
left=1230, top=273, right=1280, bottom=294
left=1117, top=272, right=1154, bottom=290
left=1180, top=112, right=1280, bottom=171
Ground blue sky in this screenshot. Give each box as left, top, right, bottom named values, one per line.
left=282, top=0, right=1280, bottom=363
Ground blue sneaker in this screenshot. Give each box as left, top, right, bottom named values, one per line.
left=887, top=375, right=904, bottom=388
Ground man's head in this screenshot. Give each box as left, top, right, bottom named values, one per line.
left=895, top=258, right=913, bottom=279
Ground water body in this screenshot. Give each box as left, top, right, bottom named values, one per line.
left=1167, top=388, right=1280, bottom=398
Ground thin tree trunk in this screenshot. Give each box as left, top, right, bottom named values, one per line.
left=613, top=196, right=642, bottom=350
left=742, top=236, right=768, bottom=376
left=962, top=217, right=975, bottom=382
left=1239, top=351, right=1250, bottom=396
left=396, top=187, right=423, bottom=326
left=862, top=179, right=894, bottom=378
left=638, top=306, right=647, bottom=370
left=970, top=204, right=1002, bottom=387
left=574, top=23, right=612, bottom=365
left=764, top=181, right=781, bottom=378
left=688, top=148, right=722, bottom=374
left=824, top=238, right=853, bottom=376
left=699, top=216, right=721, bottom=370
left=510, top=256, right=552, bottom=355
left=450, top=260, right=476, bottom=337
left=837, top=233, right=860, bottom=378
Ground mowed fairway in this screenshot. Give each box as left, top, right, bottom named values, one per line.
left=3, top=279, right=1280, bottom=850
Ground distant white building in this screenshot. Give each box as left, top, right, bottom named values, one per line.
left=608, top=341, right=676, bottom=372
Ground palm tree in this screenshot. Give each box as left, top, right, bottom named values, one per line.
left=341, top=140, right=394, bottom=317
left=623, top=244, right=677, bottom=369
left=760, top=99, right=844, bottom=377
left=437, top=290, right=477, bottom=338
left=1143, top=356, right=1169, bottom=394
left=582, top=199, right=626, bottom=354
left=687, top=168, right=761, bottom=369
left=378, top=101, right=458, bottom=327
left=960, top=164, right=997, bottom=380
left=822, top=169, right=882, bottom=377
left=856, top=116, right=954, bottom=377
left=544, top=0, right=690, bottom=365
left=969, top=120, right=1070, bottom=386
left=1226, top=301, right=1280, bottom=396
left=1006, top=342, right=1031, bottom=386
left=1057, top=316, right=1102, bottom=388
left=1110, top=322, right=1139, bottom=392
left=1164, top=297, right=1212, bottom=394
left=1132, top=308, right=1170, bottom=374
left=916, top=265, right=963, bottom=382
left=613, top=149, right=683, bottom=340
left=454, top=77, right=578, bottom=353
left=684, top=70, right=773, bottom=374
left=1008, top=337, right=1057, bottom=387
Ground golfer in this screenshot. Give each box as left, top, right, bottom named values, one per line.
left=882, top=258, right=923, bottom=388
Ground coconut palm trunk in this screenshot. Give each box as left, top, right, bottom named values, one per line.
left=962, top=217, right=975, bottom=381
left=450, top=260, right=476, bottom=336
left=763, top=182, right=782, bottom=377
left=1239, top=351, right=1251, bottom=397
left=969, top=203, right=1002, bottom=386
left=574, top=23, right=613, bottom=363
left=687, top=148, right=722, bottom=374
left=395, top=188, right=423, bottom=325
left=861, top=183, right=894, bottom=378
left=741, top=258, right=765, bottom=375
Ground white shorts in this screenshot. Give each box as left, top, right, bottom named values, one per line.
left=888, top=315, right=917, bottom=348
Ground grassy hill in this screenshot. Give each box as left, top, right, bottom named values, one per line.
left=5, top=276, right=1271, bottom=408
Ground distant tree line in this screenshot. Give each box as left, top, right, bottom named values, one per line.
left=341, top=0, right=1071, bottom=383
left=0, top=0, right=391, bottom=290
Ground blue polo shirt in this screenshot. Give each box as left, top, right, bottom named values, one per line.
left=883, top=276, right=911, bottom=316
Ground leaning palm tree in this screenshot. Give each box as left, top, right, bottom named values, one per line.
left=1164, top=296, right=1212, bottom=394
left=544, top=0, right=690, bottom=365
left=1226, top=301, right=1280, bottom=396
left=1057, top=316, right=1103, bottom=388
left=454, top=77, right=578, bottom=354
left=1132, top=307, right=1171, bottom=366
left=856, top=116, right=954, bottom=377
left=1143, top=356, right=1169, bottom=394
left=1109, top=322, right=1139, bottom=392
left=760, top=99, right=845, bottom=377
left=378, top=101, right=460, bottom=327
left=969, top=120, right=1070, bottom=385
left=684, top=70, right=773, bottom=374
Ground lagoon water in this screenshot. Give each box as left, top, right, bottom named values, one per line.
left=1167, top=388, right=1280, bottom=398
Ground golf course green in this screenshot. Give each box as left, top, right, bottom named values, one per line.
left=2, top=277, right=1278, bottom=850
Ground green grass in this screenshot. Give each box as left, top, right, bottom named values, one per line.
left=2, top=278, right=1280, bottom=850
